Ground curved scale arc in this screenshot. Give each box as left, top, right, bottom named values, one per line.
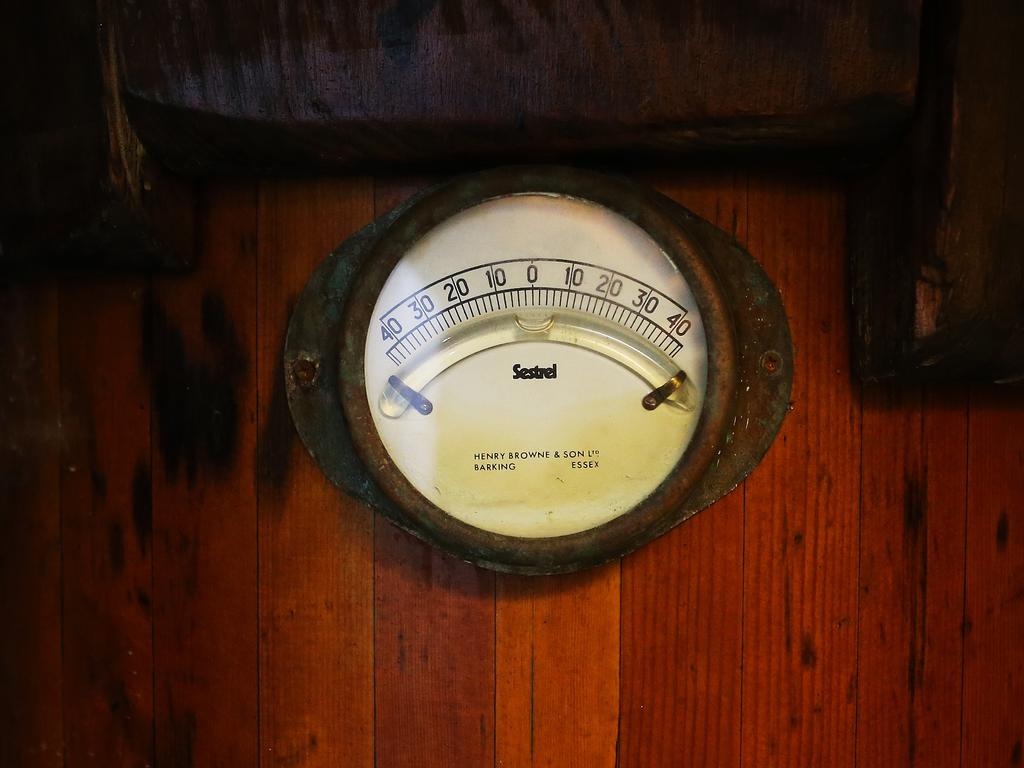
left=378, top=307, right=698, bottom=418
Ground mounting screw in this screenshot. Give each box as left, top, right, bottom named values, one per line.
left=291, top=357, right=320, bottom=388
left=760, top=350, right=783, bottom=376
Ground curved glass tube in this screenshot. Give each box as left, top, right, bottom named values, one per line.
left=379, top=308, right=698, bottom=417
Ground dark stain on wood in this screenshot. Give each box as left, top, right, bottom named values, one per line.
left=132, top=460, right=152, bottom=555
left=439, top=0, right=467, bottom=35
left=904, top=476, right=925, bottom=534
left=103, top=667, right=157, bottom=761
left=275, top=731, right=322, bottom=766
left=14, top=173, right=1024, bottom=768
left=524, top=0, right=556, bottom=25
left=107, top=677, right=131, bottom=717
left=145, top=292, right=247, bottom=484
left=477, top=0, right=523, bottom=52
left=996, top=511, right=1009, bottom=552
left=91, top=469, right=107, bottom=499
left=903, top=474, right=928, bottom=765
left=378, top=0, right=520, bottom=57
left=257, top=319, right=297, bottom=498
left=867, top=1, right=920, bottom=56
left=178, top=531, right=200, bottom=599
left=165, top=705, right=196, bottom=768
left=783, top=571, right=793, bottom=652
left=377, top=0, right=436, bottom=62
left=201, top=291, right=248, bottom=374
left=74, top=609, right=154, bottom=759
left=800, top=634, right=817, bottom=668
left=108, top=521, right=125, bottom=576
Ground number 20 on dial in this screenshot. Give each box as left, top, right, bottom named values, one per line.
left=286, top=168, right=792, bottom=573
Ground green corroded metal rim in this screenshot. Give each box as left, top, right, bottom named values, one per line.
left=286, top=166, right=793, bottom=574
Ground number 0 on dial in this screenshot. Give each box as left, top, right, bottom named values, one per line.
left=286, top=168, right=792, bottom=574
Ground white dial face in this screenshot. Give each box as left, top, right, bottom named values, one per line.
left=363, top=194, right=708, bottom=538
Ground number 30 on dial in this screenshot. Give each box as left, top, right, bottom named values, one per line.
left=286, top=167, right=792, bottom=574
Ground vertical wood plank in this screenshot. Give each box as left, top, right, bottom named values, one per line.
left=257, top=179, right=375, bottom=767
left=963, top=388, right=1024, bottom=767
left=918, top=387, right=971, bottom=766
left=494, top=576, right=532, bottom=768
left=618, top=173, right=747, bottom=768
left=618, top=491, right=742, bottom=768
left=496, top=566, right=620, bottom=768
left=60, top=280, right=155, bottom=766
left=372, top=179, right=496, bottom=768
left=740, top=178, right=860, bottom=767
left=375, top=532, right=496, bottom=768
left=149, top=183, right=259, bottom=767
left=858, top=384, right=968, bottom=767
left=0, top=283, right=63, bottom=767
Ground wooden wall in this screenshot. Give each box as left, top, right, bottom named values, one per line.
left=2, top=171, right=1022, bottom=767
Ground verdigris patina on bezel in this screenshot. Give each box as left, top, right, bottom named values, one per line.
left=285, top=166, right=792, bottom=574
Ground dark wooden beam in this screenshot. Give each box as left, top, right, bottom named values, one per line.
left=0, top=0, right=195, bottom=272
left=114, top=0, right=921, bottom=175
left=850, top=0, right=1024, bottom=382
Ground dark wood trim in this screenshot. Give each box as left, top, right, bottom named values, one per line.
left=850, top=0, right=1024, bottom=382
left=0, top=0, right=195, bottom=273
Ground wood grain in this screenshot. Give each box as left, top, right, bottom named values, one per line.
left=740, top=178, right=860, bottom=766
left=850, top=0, right=1024, bottom=382
left=963, top=387, right=1024, bottom=767
left=618, top=174, right=748, bottom=768
left=0, top=283, right=63, bottom=766
left=375, top=530, right=496, bottom=767
left=0, top=0, right=195, bottom=271
left=115, top=0, right=919, bottom=174
left=5, top=170, right=1024, bottom=768
left=149, top=183, right=260, bottom=767
left=372, top=179, right=496, bottom=768
left=857, top=384, right=968, bottom=767
left=619, top=502, right=743, bottom=767
left=496, top=566, right=620, bottom=768
left=256, top=179, right=376, bottom=767
left=60, top=280, right=155, bottom=766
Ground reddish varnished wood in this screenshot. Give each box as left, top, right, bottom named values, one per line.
left=917, top=388, right=971, bottom=765
left=0, top=284, right=62, bottom=767
left=741, top=178, right=860, bottom=766
left=496, top=565, right=620, bottom=768
left=858, top=384, right=968, bottom=767
left=372, top=179, right=496, bottom=768
left=149, top=183, right=260, bottom=767
left=4, top=171, right=1024, bottom=768
left=375, top=529, right=496, bottom=768
left=619, top=502, right=743, bottom=767
left=60, top=280, right=155, bottom=766
left=256, top=180, right=375, bottom=767
left=618, top=174, right=747, bottom=768
left=963, top=388, right=1024, bottom=767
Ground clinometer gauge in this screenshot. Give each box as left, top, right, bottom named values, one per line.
left=286, top=167, right=792, bottom=574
